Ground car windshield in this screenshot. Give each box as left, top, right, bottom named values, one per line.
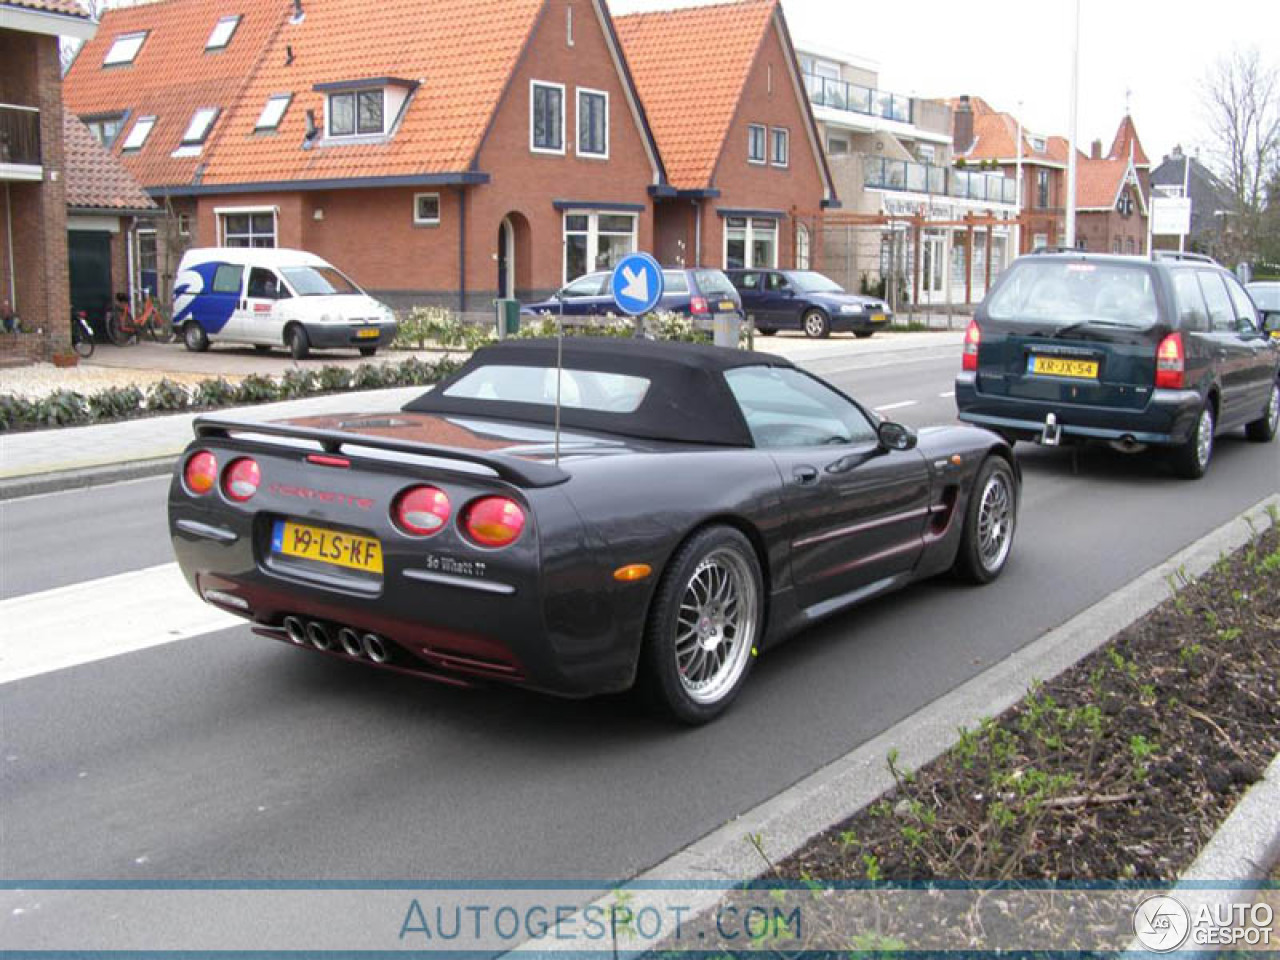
left=442, top=364, right=651, bottom=413
left=788, top=271, right=845, bottom=294
left=986, top=260, right=1158, bottom=327
left=692, top=269, right=736, bottom=298
left=1249, top=285, right=1280, bottom=311
left=279, top=266, right=363, bottom=297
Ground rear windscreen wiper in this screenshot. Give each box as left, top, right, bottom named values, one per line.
left=1050, top=318, right=1138, bottom=338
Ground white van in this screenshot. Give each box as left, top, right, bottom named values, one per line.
left=173, top=248, right=397, bottom=359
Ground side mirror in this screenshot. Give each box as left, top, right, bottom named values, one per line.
left=1263, top=311, right=1280, bottom=335
left=877, top=420, right=917, bottom=451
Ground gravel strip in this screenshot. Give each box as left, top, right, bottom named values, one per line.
left=0, top=363, right=236, bottom=400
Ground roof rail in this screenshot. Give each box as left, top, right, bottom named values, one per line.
left=1151, top=250, right=1218, bottom=265
left=1029, top=245, right=1081, bottom=255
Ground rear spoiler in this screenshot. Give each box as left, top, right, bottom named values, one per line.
left=193, top=416, right=570, bottom=489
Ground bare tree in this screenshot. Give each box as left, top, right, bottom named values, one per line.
left=1201, top=47, right=1280, bottom=262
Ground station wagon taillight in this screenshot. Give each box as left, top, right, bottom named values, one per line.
left=962, top=319, right=981, bottom=371
left=222, top=458, right=261, bottom=502
left=690, top=296, right=710, bottom=315
left=1155, top=332, right=1185, bottom=390
left=184, top=451, right=218, bottom=496
left=393, top=486, right=451, bottom=537
left=462, top=497, right=526, bottom=549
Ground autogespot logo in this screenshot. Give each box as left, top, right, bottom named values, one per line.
left=1134, top=895, right=1191, bottom=952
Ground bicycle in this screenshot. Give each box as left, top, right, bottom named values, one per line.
left=108, top=290, right=175, bottom=345
left=72, top=309, right=95, bottom=358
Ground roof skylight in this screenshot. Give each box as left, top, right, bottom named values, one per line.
left=103, top=32, right=147, bottom=66
left=205, top=15, right=241, bottom=51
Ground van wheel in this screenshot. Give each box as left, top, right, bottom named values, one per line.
left=1171, top=402, right=1214, bottom=479
left=1244, top=380, right=1279, bottom=443
left=183, top=321, right=209, bottom=353
left=802, top=310, right=830, bottom=339
left=359, top=346, right=377, bottom=357
left=288, top=325, right=311, bottom=360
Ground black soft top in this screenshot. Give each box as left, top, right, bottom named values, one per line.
left=403, top=337, right=792, bottom=447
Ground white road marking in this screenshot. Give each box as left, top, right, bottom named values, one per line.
left=938, top=391, right=955, bottom=398
left=0, top=563, right=240, bottom=685
left=874, top=400, right=918, bottom=412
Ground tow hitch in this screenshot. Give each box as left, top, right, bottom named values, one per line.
left=1040, top=412, right=1062, bottom=447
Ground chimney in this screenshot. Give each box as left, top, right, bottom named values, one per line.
left=1090, top=139, right=1102, bottom=160
left=953, top=95, right=974, bottom=155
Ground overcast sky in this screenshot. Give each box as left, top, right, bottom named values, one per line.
left=609, top=0, right=1279, bottom=172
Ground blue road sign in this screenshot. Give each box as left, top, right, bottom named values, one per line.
left=611, top=252, right=664, bottom=316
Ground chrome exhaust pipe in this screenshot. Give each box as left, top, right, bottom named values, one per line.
left=306, top=621, right=334, bottom=651
left=283, top=616, right=307, bottom=645
left=338, top=627, right=364, bottom=658
left=362, top=633, right=390, bottom=664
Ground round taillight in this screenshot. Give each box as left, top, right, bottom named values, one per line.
left=222, top=457, right=261, bottom=502
left=462, top=497, right=526, bottom=549
left=394, top=486, right=451, bottom=537
left=184, top=451, right=218, bottom=496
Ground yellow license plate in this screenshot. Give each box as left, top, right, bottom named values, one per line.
left=1029, top=356, right=1099, bottom=379
left=718, top=301, right=736, bottom=312
left=356, top=327, right=380, bottom=339
left=871, top=313, right=886, bottom=324
left=271, top=520, right=383, bottom=574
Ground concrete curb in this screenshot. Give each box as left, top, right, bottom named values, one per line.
left=0, top=456, right=176, bottom=500
left=590, top=493, right=1280, bottom=932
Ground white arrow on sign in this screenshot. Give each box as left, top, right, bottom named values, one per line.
left=620, top=265, right=649, bottom=303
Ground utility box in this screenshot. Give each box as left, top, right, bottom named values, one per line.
left=495, top=299, right=521, bottom=339
left=712, top=312, right=741, bottom=349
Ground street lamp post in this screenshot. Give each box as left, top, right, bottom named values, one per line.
left=1064, top=0, right=1080, bottom=249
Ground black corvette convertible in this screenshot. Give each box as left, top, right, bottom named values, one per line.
left=169, top=338, right=1019, bottom=723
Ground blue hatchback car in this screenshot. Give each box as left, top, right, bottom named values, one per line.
left=955, top=251, right=1280, bottom=478
left=522, top=268, right=742, bottom=327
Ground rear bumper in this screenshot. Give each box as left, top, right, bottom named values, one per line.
left=303, top=321, right=397, bottom=349
left=954, top=372, right=1202, bottom=445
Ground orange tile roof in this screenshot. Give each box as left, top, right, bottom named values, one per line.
left=62, top=0, right=284, bottom=190
left=1107, top=114, right=1149, bottom=167
left=615, top=0, right=776, bottom=190
left=201, top=0, right=543, bottom=185
left=2, top=0, right=90, bottom=17
left=1076, top=156, right=1136, bottom=209
left=63, top=113, right=156, bottom=212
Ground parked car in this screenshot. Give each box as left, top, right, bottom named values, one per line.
left=521, top=267, right=742, bottom=328
left=1246, top=281, right=1280, bottom=339
left=174, top=248, right=397, bottom=360
left=170, top=337, right=1018, bottom=724
left=955, top=251, right=1280, bottom=478
left=724, top=269, right=892, bottom=338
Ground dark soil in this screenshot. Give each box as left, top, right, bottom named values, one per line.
left=663, top=523, right=1279, bottom=954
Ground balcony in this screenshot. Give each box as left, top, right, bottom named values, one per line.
left=804, top=73, right=912, bottom=125
left=863, top=155, right=1017, bottom=206
left=0, top=105, right=42, bottom=176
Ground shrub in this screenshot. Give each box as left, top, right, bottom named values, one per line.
left=235, top=374, right=279, bottom=404
left=0, top=394, right=36, bottom=432
left=192, top=378, right=238, bottom=408
left=315, top=365, right=352, bottom=392
left=88, top=385, right=145, bottom=421
left=353, top=363, right=389, bottom=390
left=35, top=390, right=88, bottom=427
left=147, top=379, right=190, bottom=412
left=277, top=368, right=317, bottom=399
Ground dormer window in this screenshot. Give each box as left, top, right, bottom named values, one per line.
left=104, top=31, right=147, bottom=66
left=205, top=15, right=241, bottom=51
left=181, top=107, right=219, bottom=145
left=255, top=94, right=292, bottom=132
left=82, top=113, right=126, bottom=148
left=121, top=115, right=156, bottom=151
left=1030, top=135, right=1047, bottom=153
left=314, top=78, right=417, bottom=141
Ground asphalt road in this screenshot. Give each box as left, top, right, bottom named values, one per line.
left=2, top=339, right=1277, bottom=883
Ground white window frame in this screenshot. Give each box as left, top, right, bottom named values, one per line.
left=205, top=15, right=241, bottom=51
left=178, top=213, right=192, bottom=237
left=413, top=193, right=441, bottom=226
left=181, top=107, right=220, bottom=146
left=747, top=124, right=766, bottom=165
left=723, top=216, right=779, bottom=269
left=530, top=80, right=566, bottom=155
left=255, top=94, right=292, bottom=132
left=104, top=32, right=147, bottom=66
left=575, top=87, right=609, bottom=160
left=795, top=222, right=811, bottom=270
left=562, top=210, right=637, bottom=284
left=771, top=127, right=789, bottom=168
left=216, top=205, right=279, bottom=248
left=326, top=88, right=386, bottom=139
left=84, top=114, right=126, bottom=148
left=121, top=115, right=155, bottom=151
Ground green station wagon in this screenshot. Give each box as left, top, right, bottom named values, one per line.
left=955, top=251, right=1280, bottom=478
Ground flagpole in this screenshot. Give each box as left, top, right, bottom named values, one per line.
left=1064, top=0, right=1080, bottom=249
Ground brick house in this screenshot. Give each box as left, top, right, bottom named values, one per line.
left=63, top=0, right=671, bottom=314
left=614, top=0, right=836, bottom=273
left=1150, top=146, right=1235, bottom=258
left=1075, top=116, right=1150, bottom=256
left=1, top=0, right=96, bottom=361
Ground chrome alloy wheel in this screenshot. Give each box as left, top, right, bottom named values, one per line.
left=674, top=548, right=758, bottom=705
left=1195, top=406, right=1215, bottom=470
left=1267, top=384, right=1280, bottom=434
left=976, top=468, right=1014, bottom=572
